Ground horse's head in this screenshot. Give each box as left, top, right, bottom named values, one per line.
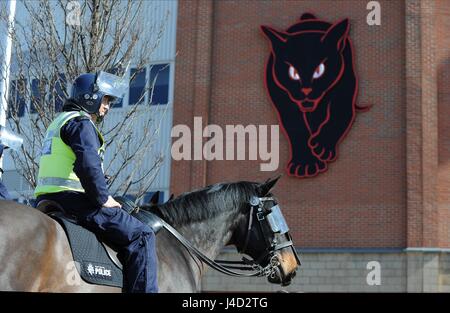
left=139, top=177, right=300, bottom=289
left=230, top=176, right=300, bottom=286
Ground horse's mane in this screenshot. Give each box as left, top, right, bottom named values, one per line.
left=150, top=181, right=257, bottom=227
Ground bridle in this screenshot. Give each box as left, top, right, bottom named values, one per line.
left=140, top=195, right=300, bottom=280
left=238, top=196, right=298, bottom=265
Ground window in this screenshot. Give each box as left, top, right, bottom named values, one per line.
left=129, top=68, right=147, bottom=105
left=49, top=74, right=67, bottom=112
left=127, top=63, right=171, bottom=106
left=8, top=79, right=27, bottom=117
left=30, top=78, right=44, bottom=114
left=149, top=64, right=170, bottom=105
left=8, top=74, right=67, bottom=116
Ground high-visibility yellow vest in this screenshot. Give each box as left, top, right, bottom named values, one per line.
left=34, top=111, right=105, bottom=197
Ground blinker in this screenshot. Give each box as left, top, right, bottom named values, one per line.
left=266, top=205, right=289, bottom=234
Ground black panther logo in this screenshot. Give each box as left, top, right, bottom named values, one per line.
left=261, top=13, right=369, bottom=178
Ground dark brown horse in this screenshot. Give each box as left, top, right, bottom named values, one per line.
left=0, top=178, right=299, bottom=292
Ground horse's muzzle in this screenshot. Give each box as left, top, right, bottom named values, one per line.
left=282, top=270, right=296, bottom=286
left=267, top=267, right=296, bottom=286
left=267, top=247, right=299, bottom=285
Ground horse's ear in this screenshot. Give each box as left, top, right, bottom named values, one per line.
left=168, top=193, right=174, bottom=201
left=150, top=191, right=160, bottom=205
left=257, top=175, right=282, bottom=196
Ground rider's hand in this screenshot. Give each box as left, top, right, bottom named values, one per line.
left=103, top=195, right=122, bottom=208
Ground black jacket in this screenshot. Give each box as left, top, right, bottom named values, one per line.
left=59, top=107, right=109, bottom=207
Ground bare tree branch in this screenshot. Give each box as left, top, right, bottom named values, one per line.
left=0, top=0, right=170, bottom=201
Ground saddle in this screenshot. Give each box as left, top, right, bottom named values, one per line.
left=35, top=198, right=163, bottom=288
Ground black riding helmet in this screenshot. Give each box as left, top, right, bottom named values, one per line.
left=70, top=73, right=113, bottom=114
left=69, top=72, right=127, bottom=115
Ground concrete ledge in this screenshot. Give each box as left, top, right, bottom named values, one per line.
left=202, top=249, right=450, bottom=292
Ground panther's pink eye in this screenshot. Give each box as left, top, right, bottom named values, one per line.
left=288, top=65, right=300, bottom=81
left=313, top=63, right=325, bottom=79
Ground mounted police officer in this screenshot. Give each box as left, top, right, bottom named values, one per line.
left=34, top=72, right=158, bottom=293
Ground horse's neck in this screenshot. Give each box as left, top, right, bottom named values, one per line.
left=178, top=212, right=236, bottom=259
left=155, top=212, right=236, bottom=292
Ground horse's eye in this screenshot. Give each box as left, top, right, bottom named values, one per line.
left=288, top=65, right=300, bottom=81
left=313, top=63, right=325, bottom=79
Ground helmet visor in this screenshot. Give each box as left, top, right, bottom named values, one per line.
left=0, top=126, right=24, bottom=151
left=96, top=71, right=128, bottom=99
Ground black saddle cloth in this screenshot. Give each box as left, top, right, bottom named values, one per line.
left=49, top=200, right=163, bottom=288
left=51, top=212, right=123, bottom=288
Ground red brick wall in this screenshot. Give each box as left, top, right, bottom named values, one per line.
left=172, top=0, right=408, bottom=248
left=436, top=0, right=450, bottom=248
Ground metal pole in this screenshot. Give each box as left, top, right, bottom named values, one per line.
left=0, top=0, right=17, bottom=176
left=0, top=0, right=16, bottom=127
